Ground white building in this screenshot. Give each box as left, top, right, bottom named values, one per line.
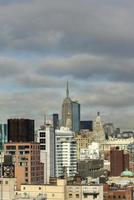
left=94, top=112, right=105, bottom=144
left=55, top=127, right=77, bottom=177
left=102, top=137, right=134, bottom=152
left=36, top=121, right=55, bottom=184
left=80, top=142, right=100, bottom=160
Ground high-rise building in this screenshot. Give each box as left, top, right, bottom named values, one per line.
left=72, top=101, right=80, bottom=132
left=62, top=82, right=73, bottom=130
left=53, top=113, right=59, bottom=130
left=80, top=121, right=93, bottom=131
left=103, top=123, right=114, bottom=139
left=62, top=82, right=80, bottom=132
left=94, top=112, right=105, bottom=144
left=55, top=127, right=77, bottom=177
left=4, top=142, right=44, bottom=189
left=7, top=119, right=34, bottom=142
left=110, top=147, right=129, bottom=176
left=0, top=124, right=8, bottom=150
left=36, top=121, right=55, bottom=183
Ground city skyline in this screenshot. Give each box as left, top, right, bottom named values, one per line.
left=0, top=0, right=134, bottom=129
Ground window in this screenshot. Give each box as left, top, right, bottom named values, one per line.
left=6, top=146, right=16, bottom=150
left=76, top=194, right=79, bottom=198
left=39, top=187, right=41, bottom=190
left=25, top=151, right=29, bottom=154
left=40, top=132, right=46, bottom=137
left=69, top=194, right=72, bottom=198
left=40, top=139, right=46, bottom=143
left=40, top=145, right=46, bottom=150
left=25, top=167, right=28, bottom=171
left=5, top=181, right=8, bottom=184
left=18, top=146, right=25, bottom=150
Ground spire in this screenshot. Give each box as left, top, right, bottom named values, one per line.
left=66, top=81, right=69, bottom=98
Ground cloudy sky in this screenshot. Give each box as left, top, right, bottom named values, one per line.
left=0, top=0, right=134, bottom=129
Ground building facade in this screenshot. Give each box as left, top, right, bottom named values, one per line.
left=55, top=127, right=77, bottom=177
left=7, top=118, right=34, bottom=142
left=15, top=178, right=103, bottom=200
left=75, top=132, right=94, bottom=160
left=4, top=142, right=44, bottom=189
left=36, top=122, right=55, bottom=183
left=0, top=177, right=17, bottom=200
left=110, top=147, right=129, bottom=176
left=0, top=124, right=7, bottom=150
left=77, top=159, right=104, bottom=178
left=72, top=101, right=80, bottom=132
left=80, top=121, right=93, bottom=131
left=94, top=112, right=105, bottom=144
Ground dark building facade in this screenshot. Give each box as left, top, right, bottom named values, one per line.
left=80, top=121, right=93, bottom=131
left=53, top=113, right=59, bottom=130
left=72, top=101, right=80, bottom=132
left=8, top=119, right=34, bottom=142
left=77, top=159, right=104, bottom=178
left=110, top=147, right=129, bottom=176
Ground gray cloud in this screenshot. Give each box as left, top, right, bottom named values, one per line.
left=0, top=0, right=134, bottom=129
left=0, top=0, right=134, bottom=56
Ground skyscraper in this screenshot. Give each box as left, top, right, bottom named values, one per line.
left=7, top=119, right=34, bottom=142
left=94, top=112, right=105, bottom=144
left=72, top=101, right=80, bottom=132
left=62, top=82, right=72, bottom=130
left=62, top=82, right=80, bottom=132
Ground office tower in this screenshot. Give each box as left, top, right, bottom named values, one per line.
left=94, top=112, right=105, bottom=144
left=0, top=124, right=8, bottom=150
left=8, top=118, right=34, bottom=142
left=103, top=123, right=114, bottom=139
left=62, top=82, right=80, bottom=132
left=36, top=121, right=55, bottom=183
left=80, top=120, right=93, bottom=131
left=55, top=127, right=77, bottom=177
left=72, top=101, right=80, bottom=132
left=53, top=113, right=59, bottom=130
left=110, top=147, right=129, bottom=176
left=4, top=142, right=44, bottom=189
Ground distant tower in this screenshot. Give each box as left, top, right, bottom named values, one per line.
left=62, top=82, right=73, bottom=130
left=94, top=112, right=105, bottom=144
left=62, top=82, right=80, bottom=132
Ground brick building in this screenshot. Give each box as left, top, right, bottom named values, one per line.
left=4, top=142, right=44, bottom=189
left=110, top=147, right=129, bottom=176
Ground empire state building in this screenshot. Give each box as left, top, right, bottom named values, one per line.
left=62, top=82, right=80, bottom=132
left=62, top=82, right=72, bottom=130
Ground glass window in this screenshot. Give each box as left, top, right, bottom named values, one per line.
left=40, top=145, right=46, bottom=150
